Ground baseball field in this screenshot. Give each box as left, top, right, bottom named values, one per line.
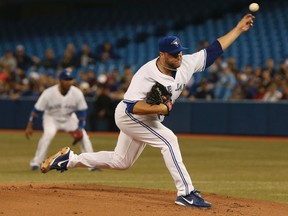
left=0, top=130, right=287, bottom=215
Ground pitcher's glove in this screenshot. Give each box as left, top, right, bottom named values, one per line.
left=146, top=82, right=172, bottom=116
left=69, top=129, right=83, bottom=145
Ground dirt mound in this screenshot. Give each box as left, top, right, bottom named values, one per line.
left=0, top=183, right=287, bottom=216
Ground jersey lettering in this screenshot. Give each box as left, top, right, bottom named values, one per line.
left=175, top=83, right=186, bottom=92
left=47, top=104, right=61, bottom=111
left=64, top=105, right=77, bottom=110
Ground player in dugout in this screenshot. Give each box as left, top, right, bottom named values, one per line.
left=40, top=14, right=255, bottom=208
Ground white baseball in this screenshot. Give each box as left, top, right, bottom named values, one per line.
left=249, top=3, right=259, bottom=12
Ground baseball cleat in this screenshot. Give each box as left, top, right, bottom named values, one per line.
left=175, top=189, right=212, bottom=208
left=40, top=146, right=70, bottom=173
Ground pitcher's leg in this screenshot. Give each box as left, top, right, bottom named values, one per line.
left=68, top=131, right=145, bottom=169
left=157, top=132, right=194, bottom=196
left=122, top=112, right=194, bottom=196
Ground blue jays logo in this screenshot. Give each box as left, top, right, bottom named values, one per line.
left=65, top=68, right=72, bottom=76
left=171, top=39, right=180, bottom=47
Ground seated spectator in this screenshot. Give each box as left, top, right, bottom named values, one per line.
left=120, top=65, right=133, bottom=92
left=207, top=56, right=224, bottom=84
left=0, top=63, right=10, bottom=83
left=86, top=69, right=98, bottom=89
left=178, top=87, right=190, bottom=101
left=14, top=44, right=40, bottom=70
left=230, top=85, right=245, bottom=100
left=89, top=86, right=118, bottom=132
left=242, top=64, right=254, bottom=80
left=75, top=43, right=95, bottom=67
left=65, top=43, right=76, bottom=57
left=260, top=69, right=272, bottom=88
left=105, top=65, right=133, bottom=101
left=8, top=68, right=29, bottom=100
left=235, top=71, right=248, bottom=89
left=78, top=69, right=89, bottom=82
left=226, top=57, right=238, bottom=73
left=58, top=50, right=76, bottom=69
left=107, top=69, right=121, bottom=92
left=40, top=48, right=58, bottom=70
left=281, top=85, right=288, bottom=100
left=95, top=41, right=120, bottom=62
left=251, top=66, right=263, bottom=85
left=38, top=73, right=56, bottom=89
left=244, top=79, right=258, bottom=99
left=275, top=60, right=288, bottom=80
left=0, top=50, right=17, bottom=72
left=263, top=82, right=282, bottom=102
left=214, top=67, right=236, bottom=100
left=190, top=79, right=214, bottom=100
left=253, top=85, right=266, bottom=100
left=79, top=81, right=95, bottom=98
left=58, top=43, right=77, bottom=69
left=20, top=76, right=41, bottom=97
left=264, top=58, right=276, bottom=78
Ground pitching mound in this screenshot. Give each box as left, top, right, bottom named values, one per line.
left=0, top=183, right=287, bottom=216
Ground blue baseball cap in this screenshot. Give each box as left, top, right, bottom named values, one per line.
left=158, top=35, right=188, bottom=54
left=59, top=68, right=74, bottom=80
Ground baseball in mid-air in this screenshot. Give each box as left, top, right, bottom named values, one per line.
left=249, top=3, right=259, bottom=12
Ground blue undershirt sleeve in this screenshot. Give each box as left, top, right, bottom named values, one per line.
left=124, top=101, right=138, bottom=113
left=32, top=107, right=43, bottom=116
left=76, top=110, right=87, bottom=129
left=205, top=40, right=223, bottom=69
left=29, top=107, right=43, bottom=123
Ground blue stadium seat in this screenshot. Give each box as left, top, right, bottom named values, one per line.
left=0, top=0, right=287, bottom=75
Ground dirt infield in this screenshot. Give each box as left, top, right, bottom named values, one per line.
left=0, top=183, right=287, bottom=216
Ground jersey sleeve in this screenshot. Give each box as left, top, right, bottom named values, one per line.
left=75, top=88, right=88, bottom=111
left=123, top=68, right=155, bottom=101
left=182, top=49, right=206, bottom=73
left=34, top=91, right=48, bottom=111
left=204, top=40, right=223, bottom=68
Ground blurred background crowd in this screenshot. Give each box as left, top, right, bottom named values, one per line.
left=0, top=41, right=131, bottom=101
left=1, top=41, right=288, bottom=102
left=1, top=0, right=288, bottom=103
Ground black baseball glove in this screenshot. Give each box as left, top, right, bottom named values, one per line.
left=146, top=82, right=173, bottom=116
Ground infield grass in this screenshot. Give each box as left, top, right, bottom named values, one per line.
left=0, top=131, right=287, bottom=203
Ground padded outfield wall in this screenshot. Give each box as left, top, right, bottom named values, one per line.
left=0, top=99, right=287, bottom=136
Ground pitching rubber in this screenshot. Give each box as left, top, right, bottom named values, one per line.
left=40, top=146, right=70, bottom=173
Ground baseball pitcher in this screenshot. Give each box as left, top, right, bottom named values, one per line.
left=40, top=14, right=255, bottom=207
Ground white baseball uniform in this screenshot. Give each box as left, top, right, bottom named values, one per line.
left=67, top=50, right=206, bottom=196
left=30, top=85, right=94, bottom=167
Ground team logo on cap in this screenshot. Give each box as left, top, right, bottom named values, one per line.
left=65, top=68, right=72, bottom=76
left=171, top=38, right=180, bottom=47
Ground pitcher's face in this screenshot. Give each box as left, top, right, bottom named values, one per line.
left=163, top=51, right=183, bottom=69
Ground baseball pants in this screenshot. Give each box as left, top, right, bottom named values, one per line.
left=68, top=101, right=194, bottom=196
left=30, top=113, right=94, bottom=167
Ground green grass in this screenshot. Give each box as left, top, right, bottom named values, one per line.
left=0, top=131, right=288, bottom=203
